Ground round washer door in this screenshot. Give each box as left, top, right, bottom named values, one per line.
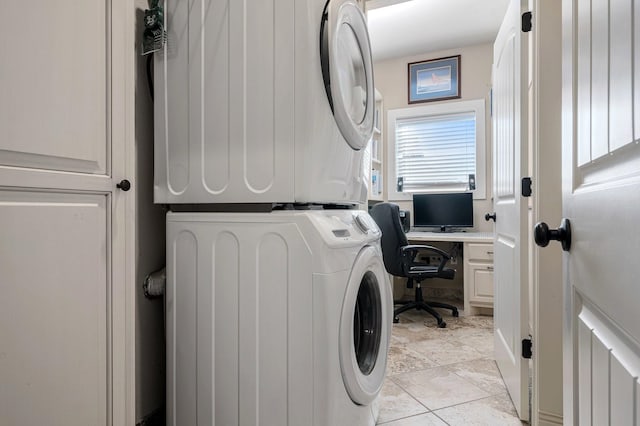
left=339, top=245, right=392, bottom=405
left=320, top=0, right=375, bottom=151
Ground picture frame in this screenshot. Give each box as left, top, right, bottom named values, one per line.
left=408, top=55, right=461, bottom=104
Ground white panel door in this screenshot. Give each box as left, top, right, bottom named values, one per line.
left=492, top=0, right=530, bottom=420
left=562, top=0, right=640, bottom=423
left=0, top=1, right=132, bottom=424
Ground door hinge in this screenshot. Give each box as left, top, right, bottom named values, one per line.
left=521, top=177, right=532, bottom=197
left=522, top=337, right=533, bottom=359
left=522, top=12, right=532, bottom=32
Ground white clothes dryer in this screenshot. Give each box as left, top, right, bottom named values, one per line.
left=166, top=209, right=392, bottom=425
left=154, top=0, right=375, bottom=205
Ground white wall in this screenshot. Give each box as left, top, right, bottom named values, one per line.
left=373, top=43, right=494, bottom=233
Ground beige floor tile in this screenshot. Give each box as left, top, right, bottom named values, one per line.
left=445, top=358, right=506, bottom=395
left=404, top=336, right=486, bottom=366
left=376, top=379, right=428, bottom=424
left=444, top=315, right=494, bottom=330
left=386, top=343, right=439, bottom=375
left=451, top=331, right=494, bottom=357
left=393, top=366, right=490, bottom=410
left=433, top=393, right=525, bottom=426
left=391, top=313, right=491, bottom=341
left=377, top=412, right=448, bottom=426
left=390, top=322, right=448, bottom=344
left=378, top=302, right=520, bottom=424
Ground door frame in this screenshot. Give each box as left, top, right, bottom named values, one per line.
left=110, top=0, right=137, bottom=423
left=530, top=1, right=564, bottom=424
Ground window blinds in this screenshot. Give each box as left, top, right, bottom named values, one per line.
left=395, top=111, right=476, bottom=192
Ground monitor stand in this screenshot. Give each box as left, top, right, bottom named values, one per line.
left=438, top=226, right=466, bottom=233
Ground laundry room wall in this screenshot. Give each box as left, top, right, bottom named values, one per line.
left=373, top=42, right=494, bottom=234
left=134, top=1, right=167, bottom=423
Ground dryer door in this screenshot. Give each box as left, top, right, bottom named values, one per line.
left=339, top=245, right=392, bottom=406
left=320, top=0, right=375, bottom=151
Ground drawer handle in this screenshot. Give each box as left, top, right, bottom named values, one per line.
left=487, top=266, right=494, bottom=271
left=487, top=251, right=494, bottom=255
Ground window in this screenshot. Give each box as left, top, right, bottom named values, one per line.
left=387, top=99, right=486, bottom=200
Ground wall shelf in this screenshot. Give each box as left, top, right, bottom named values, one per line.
left=365, top=89, right=384, bottom=202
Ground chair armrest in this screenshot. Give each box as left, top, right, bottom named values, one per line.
left=401, top=245, right=451, bottom=259
left=400, top=245, right=451, bottom=273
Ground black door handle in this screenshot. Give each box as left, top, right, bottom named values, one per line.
left=485, top=212, right=496, bottom=222
left=534, top=218, right=571, bottom=251
left=116, top=179, right=131, bottom=191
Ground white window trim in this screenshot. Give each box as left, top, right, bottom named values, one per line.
left=386, top=98, right=487, bottom=201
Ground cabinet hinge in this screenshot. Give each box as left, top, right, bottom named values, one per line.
left=522, top=337, right=533, bottom=359
left=522, top=12, right=532, bottom=32
left=521, top=177, right=532, bottom=197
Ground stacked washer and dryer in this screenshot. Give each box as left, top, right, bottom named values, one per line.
left=154, top=0, right=393, bottom=425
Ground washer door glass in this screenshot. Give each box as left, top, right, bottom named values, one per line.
left=339, top=245, right=392, bottom=406
left=353, top=271, right=382, bottom=375
left=320, top=0, right=374, bottom=151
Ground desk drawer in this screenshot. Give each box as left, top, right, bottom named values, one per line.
left=466, top=243, right=494, bottom=262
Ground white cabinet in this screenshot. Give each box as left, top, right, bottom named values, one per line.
left=365, top=89, right=384, bottom=201
left=0, top=2, right=158, bottom=424
left=463, top=242, right=494, bottom=315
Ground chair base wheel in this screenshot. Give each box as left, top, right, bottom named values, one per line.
left=437, top=320, right=447, bottom=328
left=452, top=309, right=459, bottom=317
left=393, top=317, right=400, bottom=324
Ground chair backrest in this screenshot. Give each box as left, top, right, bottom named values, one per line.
left=369, top=203, right=409, bottom=277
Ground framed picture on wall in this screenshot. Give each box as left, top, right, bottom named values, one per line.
left=408, top=55, right=461, bottom=104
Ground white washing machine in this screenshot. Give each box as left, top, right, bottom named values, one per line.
left=166, top=209, right=392, bottom=425
left=154, top=0, right=375, bottom=205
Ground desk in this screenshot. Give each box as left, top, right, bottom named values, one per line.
left=405, top=231, right=494, bottom=243
left=405, top=231, right=494, bottom=315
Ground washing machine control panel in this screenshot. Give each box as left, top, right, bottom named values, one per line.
left=308, top=211, right=381, bottom=247
left=354, top=214, right=370, bottom=233
left=354, top=212, right=380, bottom=236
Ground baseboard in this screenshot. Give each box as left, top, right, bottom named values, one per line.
left=537, top=409, right=563, bottom=425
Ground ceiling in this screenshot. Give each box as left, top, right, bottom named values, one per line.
left=366, top=0, right=511, bottom=62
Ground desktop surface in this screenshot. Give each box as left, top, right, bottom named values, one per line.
left=406, top=230, right=494, bottom=243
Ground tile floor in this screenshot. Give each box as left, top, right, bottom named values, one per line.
left=376, top=301, right=527, bottom=426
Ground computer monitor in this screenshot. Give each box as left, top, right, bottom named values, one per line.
left=412, top=192, right=474, bottom=232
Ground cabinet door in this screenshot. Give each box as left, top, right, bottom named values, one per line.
left=463, top=242, right=494, bottom=314
left=469, top=264, right=494, bottom=306
left=0, top=192, right=109, bottom=425
left=0, top=1, right=131, bottom=424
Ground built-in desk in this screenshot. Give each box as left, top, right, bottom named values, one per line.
left=405, top=231, right=494, bottom=244
left=405, top=231, right=495, bottom=315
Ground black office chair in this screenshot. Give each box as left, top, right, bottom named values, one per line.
left=369, top=203, right=459, bottom=328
